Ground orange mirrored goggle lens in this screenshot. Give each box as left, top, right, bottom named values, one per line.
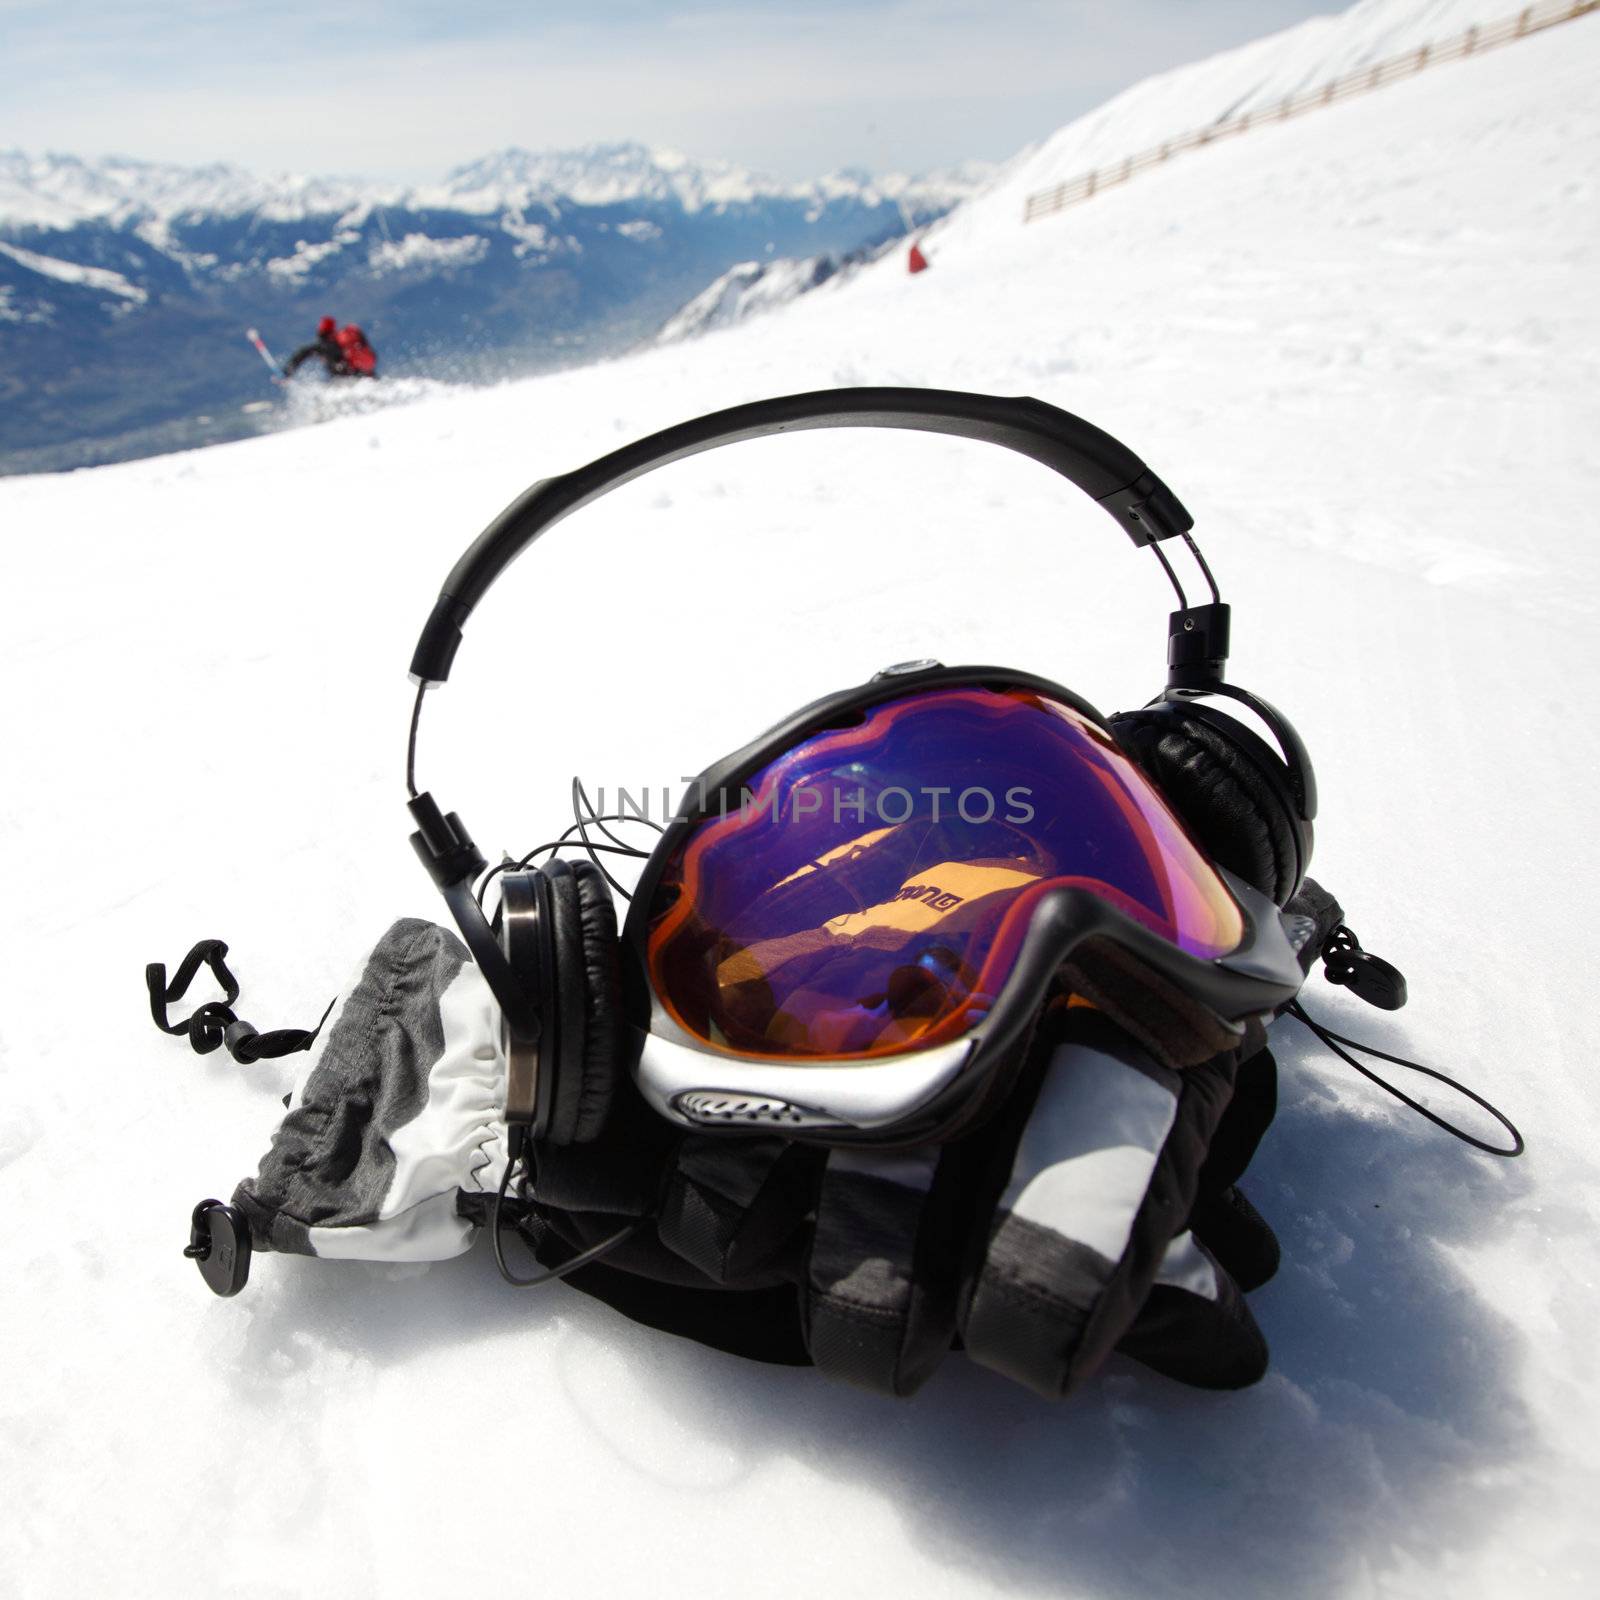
left=646, top=685, right=1243, bottom=1061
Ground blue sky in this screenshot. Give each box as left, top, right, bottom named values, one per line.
left=0, top=1, right=1337, bottom=180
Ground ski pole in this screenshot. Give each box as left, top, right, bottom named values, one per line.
left=245, top=328, right=285, bottom=383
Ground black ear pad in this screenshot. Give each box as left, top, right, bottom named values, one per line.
left=1109, top=705, right=1305, bottom=905
left=539, top=856, right=625, bottom=1145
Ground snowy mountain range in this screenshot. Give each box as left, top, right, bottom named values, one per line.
left=0, top=145, right=990, bottom=230
left=0, top=144, right=989, bottom=472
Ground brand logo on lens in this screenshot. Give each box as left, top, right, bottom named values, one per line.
left=891, top=884, right=965, bottom=912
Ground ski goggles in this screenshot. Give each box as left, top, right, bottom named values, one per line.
left=403, top=388, right=1320, bottom=1152
left=625, top=665, right=1305, bottom=1145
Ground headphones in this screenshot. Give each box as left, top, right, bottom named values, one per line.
left=404, top=388, right=1317, bottom=1150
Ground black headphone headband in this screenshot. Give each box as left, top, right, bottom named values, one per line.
left=408, top=387, right=1195, bottom=685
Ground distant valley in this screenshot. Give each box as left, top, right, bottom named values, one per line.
left=0, top=145, right=987, bottom=473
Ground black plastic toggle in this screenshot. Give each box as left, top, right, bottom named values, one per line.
left=1321, top=925, right=1408, bottom=1010
left=408, top=792, right=488, bottom=890
left=185, top=1199, right=252, bottom=1297
left=223, top=1019, right=260, bottom=1056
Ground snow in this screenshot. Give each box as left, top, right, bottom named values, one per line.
left=275, top=375, right=477, bottom=430
left=0, top=238, right=147, bottom=301
left=494, top=213, right=557, bottom=259
left=428, top=143, right=991, bottom=216
left=3, top=1, right=1599, bottom=1596
left=658, top=255, right=836, bottom=342
left=366, top=232, right=490, bottom=275
left=0, top=149, right=382, bottom=230
left=940, top=0, right=1571, bottom=236
left=0, top=143, right=994, bottom=235
left=263, top=236, right=352, bottom=281
left=822, top=160, right=1000, bottom=214
left=428, top=142, right=765, bottom=212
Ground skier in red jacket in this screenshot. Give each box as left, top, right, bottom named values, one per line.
left=284, top=316, right=378, bottom=378
left=334, top=323, right=378, bottom=377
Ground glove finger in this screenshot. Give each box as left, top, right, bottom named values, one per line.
left=1194, top=1046, right=1277, bottom=1196
left=1114, top=1231, right=1269, bottom=1390
left=1190, top=1181, right=1281, bottom=1293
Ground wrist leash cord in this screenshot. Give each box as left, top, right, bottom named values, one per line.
left=146, top=940, right=334, bottom=1065
left=1297, top=924, right=1523, bottom=1158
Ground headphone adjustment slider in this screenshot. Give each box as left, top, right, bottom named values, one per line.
left=1166, top=602, right=1230, bottom=688
left=1100, top=472, right=1194, bottom=545
left=408, top=792, right=489, bottom=890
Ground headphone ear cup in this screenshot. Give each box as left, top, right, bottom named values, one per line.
left=539, top=856, right=624, bottom=1146
left=1110, top=705, right=1304, bottom=905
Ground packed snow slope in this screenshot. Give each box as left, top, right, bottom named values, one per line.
left=954, top=0, right=1574, bottom=225
left=3, top=3, right=1598, bottom=1596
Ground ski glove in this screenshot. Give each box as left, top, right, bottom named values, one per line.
left=226, top=892, right=1335, bottom=1399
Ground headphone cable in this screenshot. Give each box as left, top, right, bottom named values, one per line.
left=490, top=1139, right=640, bottom=1288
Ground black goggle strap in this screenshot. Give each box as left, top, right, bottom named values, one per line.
left=1060, top=941, right=1246, bottom=1069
